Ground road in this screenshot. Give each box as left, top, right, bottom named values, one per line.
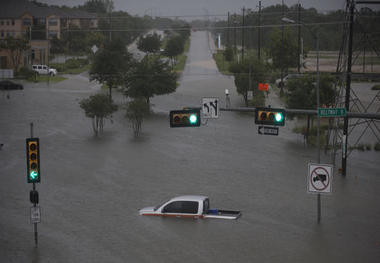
left=0, top=31, right=380, bottom=263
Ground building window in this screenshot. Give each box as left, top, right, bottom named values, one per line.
left=11, top=20, right=15, bottom=26
left=6, top=32, right=10, bottom=37
left=48, top=18, right=58, bottom=26
left=48, top=31, right=58, bottom=39
left=23, top=18, right=31, bottom=26
left=0, top=31, right=3, bottom=38
left=0, top=21, right=3, bottom=26
left=38, top=18, right=46, bottom=25
left=6, top=20, right=10, bottom=26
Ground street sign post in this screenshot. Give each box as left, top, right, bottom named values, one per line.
left=318, top=108, right=346, bottom=117
left=202, top=98, right=219, bottom=119
left=308, top=163, right=333, bottom=194
left=258, top=126, right=279, bottom=136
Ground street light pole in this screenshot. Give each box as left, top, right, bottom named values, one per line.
left=282, top=17, right=321, bottom=223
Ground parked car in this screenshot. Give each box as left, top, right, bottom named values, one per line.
left=32, top=65, right=57, bottom=76
left=139, top=195, right=241, bottom=220
left=0, top=80, right=23, bottom=90
left=275, top=73, right=303, bottom=87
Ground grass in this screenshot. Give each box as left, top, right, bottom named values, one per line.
left=213, top=50, right=233, bottom=75
left=173, top=38, right=190, bottom=73
left=62, top=64, right=91, bottom=74
left=26, top=75, right=67, bottom=83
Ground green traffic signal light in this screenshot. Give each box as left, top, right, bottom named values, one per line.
left=275, top=112, right=284, bottom=122
left=30, top=171, right=38, bottom=179
left=189, top=114, right=197, bottom=124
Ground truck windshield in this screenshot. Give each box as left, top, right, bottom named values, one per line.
left=154, top=199, right=169, bottom=211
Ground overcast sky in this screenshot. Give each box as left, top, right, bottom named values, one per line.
left=38, top=0, right=376, bottom=17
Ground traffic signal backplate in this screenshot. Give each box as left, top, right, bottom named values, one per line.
left=255, top=107, right=285, bottom=126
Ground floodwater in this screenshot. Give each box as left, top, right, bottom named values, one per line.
left=0, top=31, right=379, bottom=262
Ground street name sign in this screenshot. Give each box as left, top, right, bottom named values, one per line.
left=258, top=126, right=279, bottom=136
left=318, top=108, right=346, bottom=117
left=30, top=206, right=41, bottom=224
left=308, top=163, right=333, bottom=194
left=202, top=98, right=219, bottom=119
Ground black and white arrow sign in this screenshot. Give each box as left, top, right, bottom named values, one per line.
left=258, top=126, right=279, bottom=136
left=202, top=98, right=219, bottom=119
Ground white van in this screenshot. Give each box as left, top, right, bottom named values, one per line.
left=32, top=65, right=57, bottom=76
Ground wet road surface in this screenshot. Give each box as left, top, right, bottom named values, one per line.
left=0, top=31, right=380, bottom=262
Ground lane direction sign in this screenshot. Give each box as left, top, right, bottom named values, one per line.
left=202, top=98, right=219, bottom=119
left=258, top=126, right=279, bottom=136
left=308, top=163, right=333, bottom=194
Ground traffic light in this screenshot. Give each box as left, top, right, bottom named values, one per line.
left=26, top=138, right=40, bottom=183
left=170, top=109, right=201, bottom=127
left=255, top=107, right=285, bottom=126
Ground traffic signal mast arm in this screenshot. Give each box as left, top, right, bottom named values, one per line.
left=220, top=107, right=380, bottom=120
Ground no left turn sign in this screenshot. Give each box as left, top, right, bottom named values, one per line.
left=308, top=163, right=333, bottom=194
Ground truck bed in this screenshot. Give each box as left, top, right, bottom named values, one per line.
left=204, top=209, right=241, bottom=220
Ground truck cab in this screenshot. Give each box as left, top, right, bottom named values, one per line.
left=139, top=195, right=241, bottom=220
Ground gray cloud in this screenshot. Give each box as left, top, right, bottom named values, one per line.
left=37, top=0, right=375, bottom=17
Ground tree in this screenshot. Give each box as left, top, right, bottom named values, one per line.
left=229, top=57, right=267, bottom=106
left=79, top=93, right=118, bottom=136
left=286, top=74, right=336, bottom=141
left=224, top=46, right=234, bottom=62
left=80, top=0, right=113, bottom=14
left=124, top=55, right=177, bottom=110
left=137, top=33, right=161, bottom=54
left=286, top=74, right=336, bottom=110
left=125, top=99, right=150, bottom=137
left=267, top=27, right=298, bottom=71
left=90, top=38, right=133, bottom=100
left=163, top=35, right=184, bottom=68
left=0, top=37, right=30, bottom=71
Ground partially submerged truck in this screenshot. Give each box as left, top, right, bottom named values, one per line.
left=139, top=195, right=241, bottom=220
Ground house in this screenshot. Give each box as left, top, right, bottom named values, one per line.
left=0, top=0, right=98, bottom=70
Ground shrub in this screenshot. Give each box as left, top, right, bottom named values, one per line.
left=374, top=143, right=380, bottom=151
left=371, top=85, right=380, bottom=90
left=16, top=67, right=36, bottom=80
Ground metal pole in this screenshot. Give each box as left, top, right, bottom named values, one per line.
left=227, top=12, right=230, bottom=47
left=316, top=35, right=321, bottom=223
left=234, top=16, right=237, bottom=55
left=33, top=182, right=37, bottom=247
left=258, top=1, right=261, bottom=59
left=242, top=7, right=245, bottom=61
left=280, top=0, right=285, bottom=96
left=342, top=0, right=354, bottom=176
left=297, top=3, right=301, bottom=73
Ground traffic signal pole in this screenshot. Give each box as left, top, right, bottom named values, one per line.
left=30, top=122, right=38, bottom=248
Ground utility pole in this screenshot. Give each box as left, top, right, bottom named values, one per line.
left=297, top=3, right=301, bottom=73
left=234, top=14, right=237, bottom=55
left=242, top=7, right=245, bottom=61
left=280, top=0, right=285, bottom=96
left=342, top=0, right=355, bottom=176
left=227, top=12, right=230, bottom=47
left=258, top=1, right=261, bottom=60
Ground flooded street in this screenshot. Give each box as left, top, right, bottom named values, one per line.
left=1, top=31, right=380, bottom=262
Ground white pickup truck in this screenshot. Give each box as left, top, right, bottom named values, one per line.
left=139, top=195, right=241, bottom=220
